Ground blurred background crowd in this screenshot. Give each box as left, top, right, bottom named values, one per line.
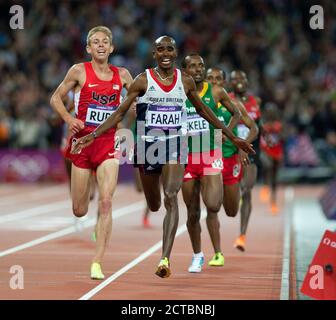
left=0, top=0, right=335, bottom=173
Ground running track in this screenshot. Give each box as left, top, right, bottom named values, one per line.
left=0, top=183, right=326, bottom=300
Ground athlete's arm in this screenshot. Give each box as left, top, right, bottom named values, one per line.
left=71, top=73, right=147, bottom=154
left=237, top=104, right=259, bottom=144
left=212, top=85, right=241, bottom=131
left=236, top=103, right=259, bottom=166
left=119, top=67, right=134, bottom=91
left=118, top=67, right=136, bottom=129
left=182, top=74, right=255, bottom=155
left=50, top=64, right=85, bottom=134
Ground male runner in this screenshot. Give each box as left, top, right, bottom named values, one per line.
left=260, top=103, right=284, bottom=214
left=72, top=36, right=255, bottom=278
left=228, top=70, right=262, bottom=252
left=205, top=67, right=258, bottom=264
left=50, top=26, right=133, bottom=280
left=181, top=55, right=241, bottom=273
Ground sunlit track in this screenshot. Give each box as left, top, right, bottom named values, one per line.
left=0, top=201, right=145, bottom=258
left=0, top=185, right=69, bottom=214
left=0, top=183, right=323, bottom=300
left=0, top=200, right=70, bottom=224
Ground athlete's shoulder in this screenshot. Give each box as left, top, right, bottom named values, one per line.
left=248, top=94, right=261, bottom=105
left=68, top=63, right=85, bottom=76
left=210, top=83, right=223, bottom=95
left=117, top=66, right=133, bottom=88
left=117, top=66, right=131, bottom=77
left=134, top=71, right=147, bottom=82
left=180, top=71, right=194, bottom=88
left=130, top=71, right=148, bottom=92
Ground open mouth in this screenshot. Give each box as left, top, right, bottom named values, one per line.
left=161, top=58, right=171, bottom=66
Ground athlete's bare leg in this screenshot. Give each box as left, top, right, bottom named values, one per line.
left=71, top=164, right=92, bottom=217
left=134, top=168, right=143, bottom=192
left=240, top=164, right=257, bottom=235
left=202, top=174, right=223, bottom=253
left=139, top=171, right=161, bottom=212
left=93, top=158, right=119, bottom=264
left=160, top=163, right=185, bottom=259
left=64, top=158, right=72, bottom=188
left=223, top=182, right=240, bottom=217
left=89, top=174, right=96, bottom=201
left=134, top=168, right=151, bottom=226
left=182, top=179, right=201, bottom=253
left=270, top=159, right=280, bottom=205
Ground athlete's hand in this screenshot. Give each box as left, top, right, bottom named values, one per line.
left=67, top=117, right=84, bottom=135
left=239, top=150, right=250, bottom=167
left=231, top=136, right=255, bottom=155
left=71, top=134, right=94, bottom=154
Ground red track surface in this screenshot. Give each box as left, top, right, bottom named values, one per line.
left=0, top=183, right=288, bottom=300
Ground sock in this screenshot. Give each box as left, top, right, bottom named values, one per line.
left=193, top=252, right=204, bottom=259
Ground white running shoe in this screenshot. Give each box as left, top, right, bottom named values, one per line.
left=188, top=255, right=204, bottom=273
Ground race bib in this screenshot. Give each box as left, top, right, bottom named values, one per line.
left=233, top=163, right=241, bottom=177
left=85, top=104, right=117, bottom=126
left=211, top=158, right=224, bottom=170
left=187, top=114, right=209, bottom=136
left=237, top=124, right=250, bottom=139
left=146, top=105, right=183, bottom=130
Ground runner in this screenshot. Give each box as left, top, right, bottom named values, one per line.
left=72, top=36, right=255, bottom=278
left=260, top=103, right=284, bottom=214
left=181, top=55, right=241, bottom=273
left=206, top=67, right=258, bottom=262
left=50, top=26, right=133, bottom=280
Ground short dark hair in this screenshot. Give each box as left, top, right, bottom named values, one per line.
left=207, top=67, right=226, bottom=80
left=181, top=53, right=200, bottom=69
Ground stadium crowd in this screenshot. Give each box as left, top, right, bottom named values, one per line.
left=0, top=0, right=335, bottom=167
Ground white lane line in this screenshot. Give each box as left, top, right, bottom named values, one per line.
left=280, top=186, right=294, bottom=300
left=0, top=185, right=66, bottom=206
left=0, top=201, right=145, bottom=258
left=0, top=201, right=70, bottom=224
left=79, top=208, right=207, bottom=300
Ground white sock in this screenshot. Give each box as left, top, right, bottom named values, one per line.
left=193, top=252, right=204, bottom=259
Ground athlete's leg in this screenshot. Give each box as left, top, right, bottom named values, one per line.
left=134, top=167, right=143, bottom=193
left=64, top=158, right=72, bottom=189
left=182, top=179, right=201, bottom=254
left=93, top=158, right=119, bottom=264
left=160, top=163, right=185, bottom=259
left=134, top=168, right=151, bottom=227
left=259, top=152, right=271, bottom=202
left=201, top=174, right=223, bottom=253
left=270, top=158, right=280, bottom=214
left=71, top=164, right=92, bottom=217
left=139, top=171, right=161, bottom=212
left=223, top=182, right=240, bottom=217
left=89, top=173, right=96, bottom=201
left=240, top=163, right=257, bottom=235
left=270, top=158, right=280, bottom=204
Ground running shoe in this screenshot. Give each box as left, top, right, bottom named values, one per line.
left=90, top=262, right=105, bottom=280
left=234, top=235, right=246, bottom=252
left=259, top=186, right=270, bottom=203
left=143, top=216, right=150, bottom=228
left=155, top=257, right=171, bottom=278
left=208, top=252, right=225, bottom=266
left=188, top=254, right=204, bottom=273
left=271, top=202, right=279, bottom=215
left=91, top=231, right=96, bottom=242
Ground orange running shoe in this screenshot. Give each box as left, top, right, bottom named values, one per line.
left=143, top=216, right=150, bottom=228
left=259, top=186, right=270, bottom=203
left=234, top=235, right=246, bottom=252
left=271, top=202, right=279, bottom=215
